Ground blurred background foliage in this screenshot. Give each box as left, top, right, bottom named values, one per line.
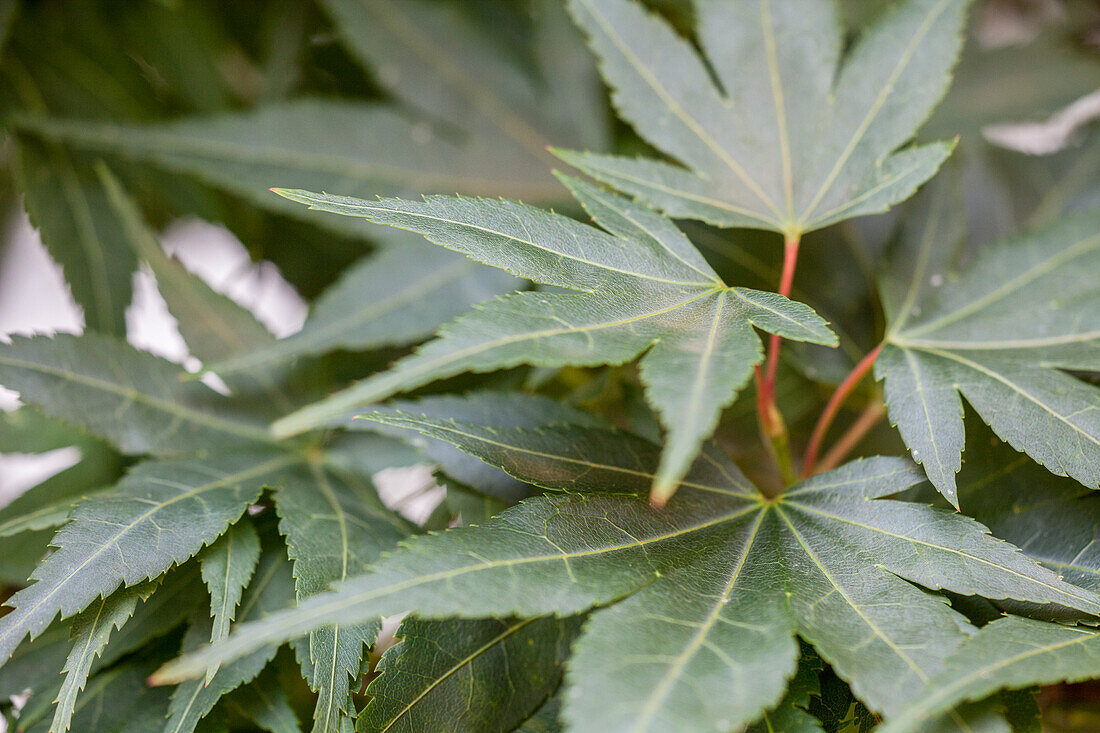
left=0, top=0, right=1098, bottom=730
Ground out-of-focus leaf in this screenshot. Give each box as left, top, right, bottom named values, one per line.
left=23, top=662, right=171, bottom=733
left=957, top=421, right=1100, bottom=594
left=11, top=137, right=135, bottom=334
left=14, top=101, right=565, bottom=236
left=0, top=409, right=122, bottom=544
left=0, top=333, right=273, bottom=454
left=746, top=646, right=823, bottom=733
left=924, top=33, right=1100, bottom=144
left=205, top=236, right=519, bottom=381
left=516, top=694, right=564, bottom=733
left=224, top=665, right=303, bottom=733
left=97, top=165, right=293, bottom=405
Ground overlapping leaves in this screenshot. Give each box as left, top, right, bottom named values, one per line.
left=157, top=413, right=1100, bottom=731
left=267, top=177, right=836, bottom=503
left=869, top=427, right=1100, bottom=732
left=557, top=0, right=966, bottom=235
left=14, top=0, right=607, bottom=231
left=1, top=0, right=1098, bottom=729
left=0, top=177, right=420, bottom=732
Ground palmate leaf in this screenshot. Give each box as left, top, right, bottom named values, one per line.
left=267, top=177, right=836, bottom=503
left=359, top=615, right=582, bottom=732
left=557, top=0, right=966, bottom=236
left=204, top=237, right=519, bottom=381
left=157, top=421, right=1100, bottom=732
left=272, top=463, right=409, bottom=733
left=878, top=617, right=1100, bottom=733
left=0, top=447, right=297, bottom=667
left=876, top=182, right=1100, bottom=505
left=0, top=333, right=273, bottom=454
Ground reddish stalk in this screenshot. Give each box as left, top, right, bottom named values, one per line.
left=815, top=400, right=887, bottom=474
left=801, top=343, right=883, bottom=477
left=754, top=233, right=801, bottom=485
left=762, top=234, right=801, bottom=392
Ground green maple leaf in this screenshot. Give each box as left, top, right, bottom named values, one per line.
left=22, top=662, right=171, bottom=733
left=266, top=176, right=836, bottom=503
left=876, top=180, right=1100, bottom=506
left=956, top=421, right=1100, bottom=594
left=156, top=418, right=1100, bottom=732
left=0, top=409, right=121, bottom=556
left=99, top=165, right=290, bottom=402
left=99, top=161, right=520, bottom=393
left=165, top=545, right=298, bottom=733
left=556, top=0, right=967, bottom=236
left=0, top=175, right=419, bottom=732
left=12, top=138, right=135, bottom=335
left=199, top=519, right=262, bottom=653
left=360, top=615, right=582, bottom=732
left=223, top=666, right=302, bottom=733
left=50, top=580, right=158, bottom=733
left=0, top=448, right=296, bottom=667
left=879, top=616, right=1100, bottom=733
left=202, top=237, right=520, bottom=383
left=362, top=391, right=607, bottom=503
left=273, top=463, right=408, bottom=733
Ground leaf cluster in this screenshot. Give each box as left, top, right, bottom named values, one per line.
left=0, top=0, right=1098, bottom=732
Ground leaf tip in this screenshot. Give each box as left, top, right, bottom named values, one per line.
left=649, top=480, right=677, bottom=509
left=146, top=668, right=171, bottom=687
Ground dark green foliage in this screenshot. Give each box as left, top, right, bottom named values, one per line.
left=0, top=0, right=1098, bottom=731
